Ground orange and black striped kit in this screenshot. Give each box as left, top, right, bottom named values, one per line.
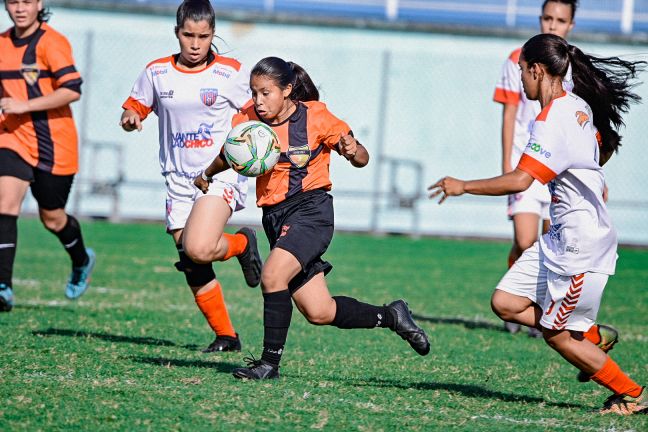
left=232, top=100, right=351, bottom=207
left=0, top=23, right=82, bottom=175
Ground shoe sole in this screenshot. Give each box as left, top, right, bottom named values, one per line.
left=237, top=229, right=262, bottom=288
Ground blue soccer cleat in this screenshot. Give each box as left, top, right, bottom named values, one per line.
left=0, top=284, right=14, bottom=312
left=65, top=248, right=96, bottom=300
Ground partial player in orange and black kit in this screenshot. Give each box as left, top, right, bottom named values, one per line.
left=196, top=56, right=431, bottom=380
left=0, top=0, right=95, bottom=311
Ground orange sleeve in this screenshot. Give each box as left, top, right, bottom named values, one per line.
left=517, top=154, right=557, bottom=184
left=42, top=32, right=82, bottom=93
left=122, top=96, right=152, bottom=121
left=493, top=88, right=520, bottom=106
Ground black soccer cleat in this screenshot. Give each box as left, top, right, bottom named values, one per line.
left=236, top=228, right=262, bottom=288
left=202, top=334, right=242, bottom=353
left=232, top=357, right=280, bottom=380
left=386, top=299, right=430, bottom=356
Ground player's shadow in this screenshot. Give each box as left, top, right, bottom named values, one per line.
left=32, top=327, right=200, bottom=350
left=16, top=304, right=77, bottom=314
left=412, top=314, right=506, bottom=332
left=341, top=377, right=586, bottom=409
left=130, top=356, right=239, bottom=374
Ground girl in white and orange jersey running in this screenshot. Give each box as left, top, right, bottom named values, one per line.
left=493, top=3, right=576, bottom=336
left=430, top=34, right=647, bottom=415
left=119, top=0, right=262, bottom=353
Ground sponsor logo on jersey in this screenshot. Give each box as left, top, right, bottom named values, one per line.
left=213, top=68, right=231, bottom=79
left=566, top=245, right=580, bottom=254
left=548, top=223, right=563, bottom=241
left=575, top=110, right=590, bottom=129
left=170, top=122, right=215, bottom=148
left=526, top=142, right=551, bottom=158
left=151, top=66, right=169, bottom=76
left=287, top=144, right=310, bottom=168
left=20, top=63, right=39, bottom=86
left=160, top=90, right=174, bottom=99
left=200, top=88, right=219, bottom=107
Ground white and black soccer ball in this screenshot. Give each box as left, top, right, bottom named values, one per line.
left=223, top=121, right=281, bottom=177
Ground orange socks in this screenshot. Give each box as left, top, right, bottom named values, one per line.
left=194, top=282, right=236, bottom=338
left=591, top=357, right=643, bottom=398
left=222, top=233, right=248, bottom=261
left=584, top=324, right=601, bottom=345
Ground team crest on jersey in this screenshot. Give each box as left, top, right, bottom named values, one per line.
left=20, top=63, right=40, bottom=86
left=575, top=111, right=590, bottom=129
left=287, top=144, right=310, bottom=168
left=200, top=88, right=219, bottom=107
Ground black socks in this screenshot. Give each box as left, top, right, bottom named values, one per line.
left=0, top=214, right=18, bottom=287
left=331, top=296, right=393, bottom=329
left=51, top=215, right=88, bottom=267
left=261, top=290, right=293, bottom=367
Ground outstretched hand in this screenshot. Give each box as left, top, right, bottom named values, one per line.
left=427, top=176, right=466, bottom=204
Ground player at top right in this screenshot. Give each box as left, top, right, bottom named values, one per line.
left=494, top=0, right=577, bottom=336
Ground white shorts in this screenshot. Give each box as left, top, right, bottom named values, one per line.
left=164, top=172, right=246, bottom=231
left=507, top=180, right=550, bottom=219
left=495, top=242, right=608, bottom=331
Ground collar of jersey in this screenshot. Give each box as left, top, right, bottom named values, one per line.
left=171, top=51, right=216, bottom=74
left=10, top=23, right=43, bottom=47
left=256, top=102, right=305, bottom=127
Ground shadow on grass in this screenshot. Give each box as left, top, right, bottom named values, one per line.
left=342, top=377, right=586, bottom=410
left=32, top=327, right=199, bottom=350
left=130, top=356, right=239, bottom=373
left=412, top=313, right=506, bottom=332
left=16, top=304, right=77, bottom=313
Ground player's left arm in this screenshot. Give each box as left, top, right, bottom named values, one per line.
left=428, top=169, right=534, bottom=204
left=0, top=88, right=80, bottom=115
left=338, top=134, right=369, bottom=167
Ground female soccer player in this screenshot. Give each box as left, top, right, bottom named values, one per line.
left=120, top=0, right=261, bottom=353
left=0, top=0, right=95, bottom=311
left=195, top=57, right=430, bottom=380
left=493, top=0, right=578, bottom=336
left=430, top=34, right=647, bottom=414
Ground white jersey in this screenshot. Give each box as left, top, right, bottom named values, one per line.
left=518, top=91, right=617, bottom=276
left=494, top=47, right=574, bottom=166
left=123, top=52, right=251, bottom=188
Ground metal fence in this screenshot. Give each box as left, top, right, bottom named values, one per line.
left=4, top=6, right=648, bottom=244
left=51, top=0, right=648, bottom=36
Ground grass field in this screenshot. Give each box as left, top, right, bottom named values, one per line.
left=1, top=218, right=647, bottom=431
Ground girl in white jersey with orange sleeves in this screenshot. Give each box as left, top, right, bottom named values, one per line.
left=119, top=0, right=262, bottom=353
left=430, top=34, right=647, bottom=415
left=493, top=1, right=577, bottom=338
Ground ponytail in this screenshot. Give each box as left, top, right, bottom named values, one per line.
left=251, top=57, right=319, bottom=102
left=522, top=34, right=646, bottom=156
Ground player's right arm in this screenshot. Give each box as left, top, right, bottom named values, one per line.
left=120, top=63, right=156, bottom=133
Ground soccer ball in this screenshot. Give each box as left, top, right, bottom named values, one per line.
left=223, top=121, right=281, bottom=177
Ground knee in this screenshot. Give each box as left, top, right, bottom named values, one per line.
left=491, top=292, right=514, bottom=321
left=184, top=242, right=213, bottom=264
left=261, top=265, right=288, bottom=293
left=40, top=211, right=67, bottom=232
left=303, top=306, right=335, bottom=326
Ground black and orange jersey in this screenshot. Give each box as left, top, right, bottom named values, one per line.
left=232, top=100, right=351, bottom=207
left=0, top=23, right=82, bottom=175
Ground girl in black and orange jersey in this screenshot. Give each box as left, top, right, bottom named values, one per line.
left=196, top=57, right=430, bottom=380
left=0, top=0, right=94, bottom=311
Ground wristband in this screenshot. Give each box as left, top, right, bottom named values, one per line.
left=201, top=171, right=213, bottom=182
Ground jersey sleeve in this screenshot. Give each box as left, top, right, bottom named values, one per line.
left=42, top=33, right=83, bottom=93
left=517, top=119, right=570, bottom=184
left=493, top=53, right=521, bottom=106
left=122, top=67, right=154, bottom=121
left=316, top=104, right=352, bottom=151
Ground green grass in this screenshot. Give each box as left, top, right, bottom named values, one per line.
left=1, top=218, right=647, bottom=431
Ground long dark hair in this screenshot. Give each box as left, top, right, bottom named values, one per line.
left=522, top=33, right=646, bottom=156
left=251, top=57, right=319, bottom=102
left=541, top=0, right=578, bottom=19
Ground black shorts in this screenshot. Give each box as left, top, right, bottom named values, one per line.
left=0, top=148, right=75, bottom=210
left=262, top=189, right=334, bottom=294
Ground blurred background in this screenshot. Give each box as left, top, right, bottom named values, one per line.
left=5, top=0, right=648, bottom=244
